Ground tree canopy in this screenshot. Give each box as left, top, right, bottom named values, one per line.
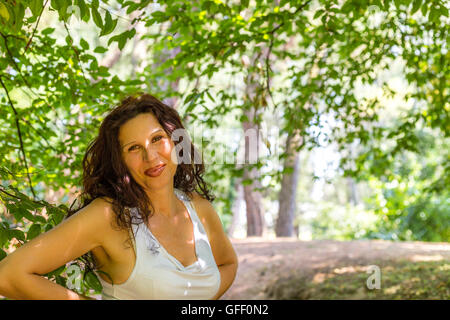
left=0, top=0, right=448, bottom=297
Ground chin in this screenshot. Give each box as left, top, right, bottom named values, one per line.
left=144, top=176, right=173, bottom=187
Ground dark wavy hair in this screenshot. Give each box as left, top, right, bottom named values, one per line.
left=66, top=93, right=214, bottom=275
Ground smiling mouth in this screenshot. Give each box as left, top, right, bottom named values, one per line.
left=144, top=164, right=166, bottom=177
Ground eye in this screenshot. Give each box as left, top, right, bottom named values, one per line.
left=152, top=135, right=163, bottom=143
left=128, top=145, right=140, bottom=152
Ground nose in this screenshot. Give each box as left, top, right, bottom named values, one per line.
left=142, top=143, right=157, bottom=162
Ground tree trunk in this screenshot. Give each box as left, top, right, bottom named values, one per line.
left=240, top=49, right=267, bottom=237
left=241, top=107, right=265, bottom=237
left=227, top=178, right=243, bottom=238
left=275, top=129, right=302, bottom=237
left=242, top=164, right=265, bottom=237
left=274, top=41, right=326, bottom=237
left=346, top=177, right=359, bottom=205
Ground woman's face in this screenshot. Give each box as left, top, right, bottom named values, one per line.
left=118, top=113, right=178, bottom=192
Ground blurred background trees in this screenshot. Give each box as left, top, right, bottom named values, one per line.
left=0, top=0, right=448, bottom=296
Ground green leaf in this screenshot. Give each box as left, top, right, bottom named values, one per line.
left=55, top=275, right=66, bottom=286
left=91, top=6, right=103, bottom=29
left=108, top=29, right=136, bottom=50
left=58, top=0, right=71, bottom=20
left=314, top=9, right=325, bottom=19
left=100, top=10, right=117, bottom=36
left=103, top=10, right=113, bottom=34
left=7, top=229, right=25, bottom=242
left=7, top=204, right=23, bottom=221
left=152, top=10, right=166, bottom=22
left=439, top=5, right=448, bottom=17
left=421, top=2, right=429, bottom=16
left=206, top=90, right=215, bottom=103
left=50, top=0, right=62, bottom=11
left=428, top=6, right=441, bottom=23
left=76, top=0, right=89, bottom=21
left=79, top=38, right=89, bottom=50
left=341, top=1, right=353, bottom=13
left=30, top=0, right=42, bottom=17
left=411, top=0, right=422, bottom=14
left=283, top=166, right=295, bottom=175
left=12, top=2, right=26, bottom=32
left=18, top=207, right=36, bottom=222
left=241, top=0, right=249, bottom=8
left=240, top=114, right=249, bottom=122
left=48, top=207, right=66, bottom=225
left=94, top=46, right=108, bottom=53
left=126, top=2, right=141, bottom=14
left=0, top=226, right=7, bottom=247
left=41, top=27, right=55, bottom=35
left=185, top=93, right=200, bottom=113
left=34, top=215, right=47, bottom=224
left=27, top=224, right=42, bottom=241
left=44, top=265, right=66, bottom=278
left=0, top=249, right=6, bottom=261
left=21, top=198, right=42, bottom=211
left=0, top=2, right=9, bottom=21
left=84, top=271, right=103, bottom=292
left=429, top=6, right=440, bottom=23
left=393, top=0, right=402, bottom=10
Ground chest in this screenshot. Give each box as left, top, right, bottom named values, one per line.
left=146, top=211, right=197, bottom=267
left=93, top=203, right=208, bottom=284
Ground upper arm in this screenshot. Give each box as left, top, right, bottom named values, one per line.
left=0, top=198, right=114, bottom=278
left=191, top=193, right=238, bottom=267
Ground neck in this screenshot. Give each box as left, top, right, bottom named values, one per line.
left=145, top=185, right=180, bottom=219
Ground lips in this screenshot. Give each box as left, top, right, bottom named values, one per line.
left=144, top=164, right=166, bottom=177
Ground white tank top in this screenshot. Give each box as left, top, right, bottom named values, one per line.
left=95, top=188, right=221, bottom=300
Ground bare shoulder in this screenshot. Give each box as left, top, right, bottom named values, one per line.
left=0, top=197, right=118, bottom=278
left=82, top=197, right=126, bottom=235
left=190, top=192, right=224, bottom=234
left=190, top=192, right=212, bottom=210
left=76, top=197, right=115, bottom=228
left=87, top=196, right=115, bottom=217
left=190, top=192, right=238, bottom=268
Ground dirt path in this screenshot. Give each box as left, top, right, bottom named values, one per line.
left=221, top=238, right=450, bottom=300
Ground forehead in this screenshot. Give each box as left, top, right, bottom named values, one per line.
left=118, top=113, right=162, bottom=142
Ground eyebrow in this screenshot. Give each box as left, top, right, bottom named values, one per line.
left=121, top=128, right=165, bottom=149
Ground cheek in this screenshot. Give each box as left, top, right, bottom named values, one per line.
left=160, top=140, right=176, bottom=160
left=161, top=140, right=172, bottom=154
left=124, top=155, right=141, bottom=172
left=161, top=140, right=179, bottom=166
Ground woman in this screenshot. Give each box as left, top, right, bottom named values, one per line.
left=0, top=93, right=238, bottom=300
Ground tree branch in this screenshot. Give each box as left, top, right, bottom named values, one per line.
left=0, top=32, right=64, bottom=132
left=269, top=0, right=312, bottom=35
left=20, top=118, right=59, bottom=152
left=265, top=39, right=277, bottom=109
left=264, top=0, right=313, bottom=109
left=63, top=22, right=89, bottom=85
left=24, top=0, right=49, bottom=53
left=0, top=32, right=32, bottom=88
left=0, top=75, right=37, bottom=199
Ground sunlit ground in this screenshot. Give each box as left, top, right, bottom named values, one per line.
left=222, top=238, right=450, bottom=300
left=265, top=259, right=450, bottom=300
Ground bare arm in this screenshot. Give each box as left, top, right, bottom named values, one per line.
left=212, top=262, right=238, bottom=300
left=191, top=193, right=238, bottom=300
left=0, top=198, right=114, bottom=300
